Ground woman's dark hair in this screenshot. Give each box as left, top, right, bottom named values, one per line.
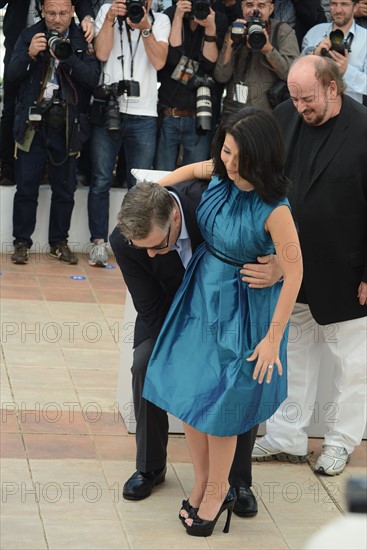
left=212, top=106, right=290, bottom=204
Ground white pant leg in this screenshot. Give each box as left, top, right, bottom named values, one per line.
left=266, top=304, right=323, bottom=455
left=323, top=316, right=367, bottom=454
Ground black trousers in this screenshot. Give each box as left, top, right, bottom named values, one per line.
left=132, top=338, right=258, bottom=487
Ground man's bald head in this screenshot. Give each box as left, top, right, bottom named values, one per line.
left=287, top=55, right=345, bottom=126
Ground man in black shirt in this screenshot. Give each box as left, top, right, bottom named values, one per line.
left=252, top=55, right=367, bottom=477
left=154, top=1, right=228, bottom=171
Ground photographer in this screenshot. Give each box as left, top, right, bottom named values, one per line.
left=86, top=0, right=170, bottom=267
left=214, top=0, right=299, bottom=114
left=8, top=0, right=100, bottom=265
left=154, top=0, right=228, bottom=171
left=0, top=0, right=95, bottom=187
left=302, top=0, right=367, bottom=104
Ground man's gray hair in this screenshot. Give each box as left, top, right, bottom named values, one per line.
left=117, top=181, right=175, bottom=240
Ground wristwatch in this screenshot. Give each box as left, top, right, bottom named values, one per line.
left=142, top=27, right=152, bottom=38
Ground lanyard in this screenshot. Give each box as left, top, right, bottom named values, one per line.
left=344, top=32, right=354, bottom=53
left=117, top=18, right=142, bottom=80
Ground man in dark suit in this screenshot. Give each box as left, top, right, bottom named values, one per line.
left=251, top=55, right=367, bottom=476
left=109, top=180, right=258, bottom=517
left=0, top=0, right=95, bottom=186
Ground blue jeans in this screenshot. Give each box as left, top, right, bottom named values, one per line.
left=88, top=114, right=156, bottom=242
left=13, top=130, right=77, bottom=247
left=154, top=115, right=212, bottom=171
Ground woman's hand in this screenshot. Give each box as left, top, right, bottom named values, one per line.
left=247, top=337, right=282, bottom=384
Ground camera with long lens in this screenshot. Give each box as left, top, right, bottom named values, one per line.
left=246, top=10, right=266, bottom=50
left=94, top=80, right=140, bottom=131
left=46, top=29, right=73, bottom=61
left=191, top=0, right=211, bottom=20
left=94, top=80, right=140, bottom=100
left=191, top=74, right=214, bottom=135
left=321, top=29, right=346, bottom=57
left=28, top=90, right=66, bottom=130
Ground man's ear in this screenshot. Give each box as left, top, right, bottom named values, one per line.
left=329, top=80, right=338, bottom=99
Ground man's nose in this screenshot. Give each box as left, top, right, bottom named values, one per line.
left=296, top=99, right=306, bottom=112
left=147, top=249, right=158, bottom=258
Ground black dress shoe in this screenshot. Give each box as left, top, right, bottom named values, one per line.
left=123, top=466, right=167, bottom=500
left=233, top=486, right=258, bottom=517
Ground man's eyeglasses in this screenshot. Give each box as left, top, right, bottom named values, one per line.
left=128, top=224, right=171, bottom=251
left=44, top=11, right=71, bottom=19
left=330, top=2, right=354, bottom=8
left=242, top=1, right=271, bottom=9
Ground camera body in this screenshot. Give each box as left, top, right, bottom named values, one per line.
left=246, top=10, right=266, bottom=50
left=321, top=29, right=347, bottom=58
left=94, top=80, right=140, bottom=131
left=191, top=74, right=214, bottom=135
left=191, top=0, right=211, bottom=20
left=231, top=21, right=246, bottom=48
left=126, top=0, right=146, bottom=24
left=230, top=11, right=266, bottom=51
left=94, top=80, right=140, bottom=101
left=46, top=29, right=73, bottom=62
left=28, top=91, right=66, bottom=130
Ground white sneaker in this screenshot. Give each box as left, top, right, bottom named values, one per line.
left=88, top=240, right=109, bottom=267
left=252, top=435, right=308, bottom=463
left=315, top=445, right=350, bottom=476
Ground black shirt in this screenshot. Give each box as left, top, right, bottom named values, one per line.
left=158, top=6, right=228, bottom=109
left=287, top=113, right=338, bottom=302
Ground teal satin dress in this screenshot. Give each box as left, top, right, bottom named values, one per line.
left=143, top=176, right=290, bottom=436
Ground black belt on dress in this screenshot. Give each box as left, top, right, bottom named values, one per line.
left=205, top=243, right=244, bottom=267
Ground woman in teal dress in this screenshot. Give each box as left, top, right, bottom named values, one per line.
left=143, top=107, right=303, bottom=537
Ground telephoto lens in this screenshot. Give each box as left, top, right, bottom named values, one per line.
left=47, top=30, right=73, bottom=61
left=246, top=10, right=266, bottom=50
left=105, top=96, right=120, bottom=131
left=126, top=0, right=145, bottom=24
left=192, top=0, right=211, bottom=20
left=329, top=29, right=346, bottom=55
left=196, top=85, right=212, bottom=134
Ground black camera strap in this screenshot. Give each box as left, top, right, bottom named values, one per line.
left=116, top=14, right=156, bottom=80
left=124, top=10, right=156, bottom=78
left=125, top=22, right=142, bottom=79
left=343, top=32, right=354, bottom=53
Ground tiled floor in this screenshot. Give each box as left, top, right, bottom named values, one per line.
left=1, top=251, right=366, bottom=550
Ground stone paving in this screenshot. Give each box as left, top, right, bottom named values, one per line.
left=1, top=252, right=366, bottom=549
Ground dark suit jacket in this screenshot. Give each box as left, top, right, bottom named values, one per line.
left=109, top=180, right=208, bottom=348
left=274, top=95, right=367, bottom=325
left=0, top=0, right=94, bottom=49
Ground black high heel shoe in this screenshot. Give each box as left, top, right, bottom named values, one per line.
left=185, top=489, right=237, bottom=537
left=178, top=499, right=199, bottom=525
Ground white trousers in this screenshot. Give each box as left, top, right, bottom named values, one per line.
left=266, top=304, right=367, bottom=455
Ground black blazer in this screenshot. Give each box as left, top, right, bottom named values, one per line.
left=274, top=95, right=367, bottom=325
left=109, top=180, right=208, bottom=348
